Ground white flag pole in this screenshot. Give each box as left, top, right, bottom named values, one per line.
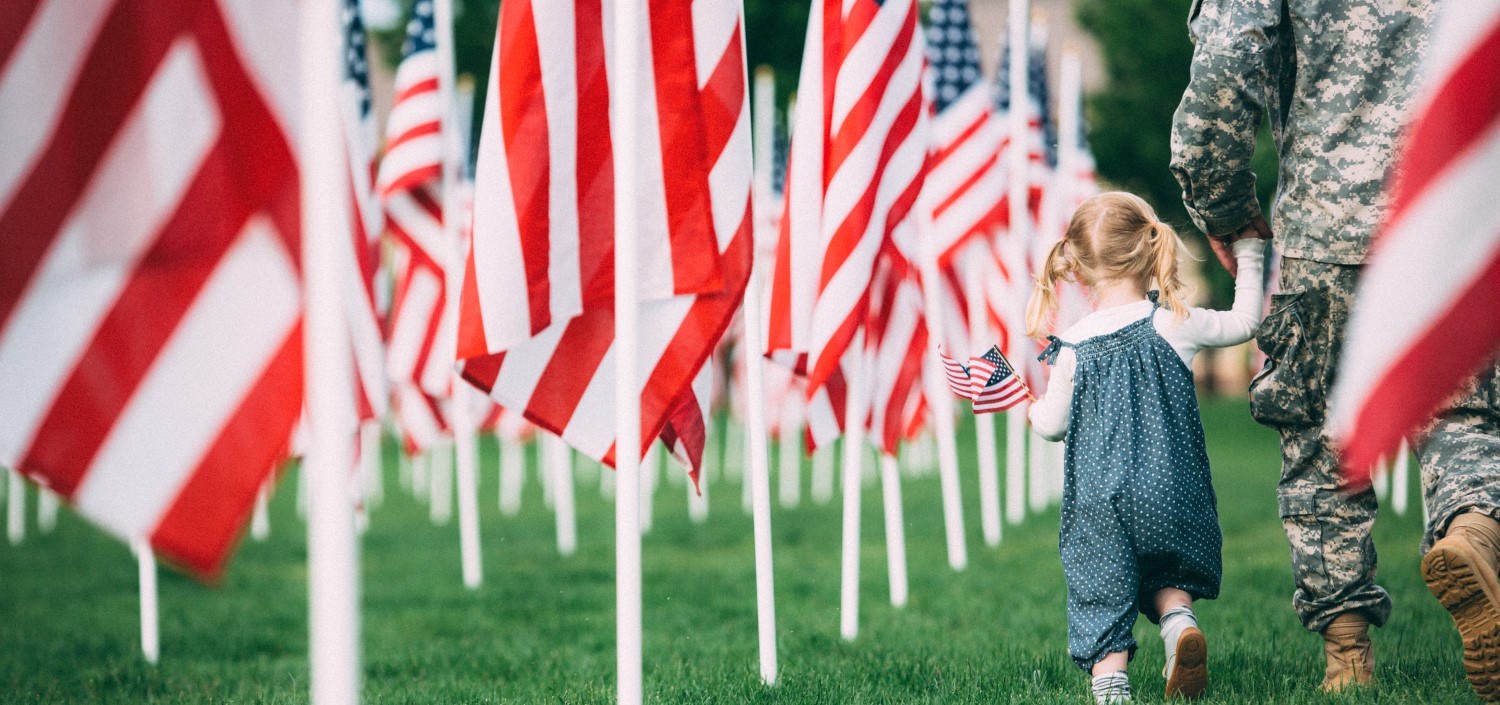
left=302, top=0, right=362, bottom=699
left=1372, top=455, right=1390, bottom=501
left=778, top=407, right=803, bottom=508
left=541, top=433, right=577, bottom=555
left=811, top=444, right=835, bottom=505
left=434, top=0, right=482, bottom=583
left=132, top=537, right=160, bottom=664
left=747, top=64, right=781, bottom=685
left=429, top=437, right=454, bottom=524
left=1005, top=0, right=1031, bottom=526
left=964, top=247, right=1002, bottom=547
left=498, top=432, right=525, bottom=516
left=641, top=443, right=659, bottom=535
left=878, top=454, right=909, bottom=607
left=1393, top=439, right=1411, bottom=516
left=913, top=204, right=969, bottom=571
left=360, top=422, right=383, bottom=508
left=252, top=480, right=272, bottom=542
left=5, top=468, right=20, bottom=545
left=37, top=487, right=58, bottom=534
left=613, top=0, right=645, bottom=700
left=688, top=467, right=709, bottom=523
left=839, top=337, right=868, bottom=641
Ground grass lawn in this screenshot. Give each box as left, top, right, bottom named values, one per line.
left=0, top=399, right=1478, bottom=703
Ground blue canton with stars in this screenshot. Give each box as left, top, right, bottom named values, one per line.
left=342, top=0, right=371, bottom=119
left=924, top=0, right=984, bottom=114
left=979, top=346, right=1012, bottom=386
left=404, top=0, right=438, bottom=58
left=994, top=35, right=1056, bottom=165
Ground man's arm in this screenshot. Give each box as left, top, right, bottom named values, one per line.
left=1169, top=0, right=1283, bottom=242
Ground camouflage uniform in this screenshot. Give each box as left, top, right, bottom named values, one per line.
left=1169, top=0, right=1500, bottom=635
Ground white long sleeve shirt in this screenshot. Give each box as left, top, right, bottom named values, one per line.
left=1027, top=239, right=1267, bottom=441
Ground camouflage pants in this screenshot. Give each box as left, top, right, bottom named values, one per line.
left=1250, top=257, right=1500, bottom=633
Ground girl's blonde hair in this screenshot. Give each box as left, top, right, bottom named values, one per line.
left=1025, top=191, right=1190, bottom=338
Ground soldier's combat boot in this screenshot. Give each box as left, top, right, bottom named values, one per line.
left=1319, top=612, right=1373, bottom=693
left=1424, top=511, right=1500, bottom=701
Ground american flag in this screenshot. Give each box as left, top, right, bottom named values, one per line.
left=766, top=0, right=930, bottom=400
left=0, top=1, right=303, bottom=576
left=377, top=0, right=453, bottom=455
left=865, top=227, right=930, bottom=456
left=922, top=0, right=1006, bottom=265
left=340, top=0, right=389, bottom=424
left=1329, top=0, right=1500, bottom=485
left=457, top=0, right=752, bottom=484
left=938, top=345, right=1031, bottom=413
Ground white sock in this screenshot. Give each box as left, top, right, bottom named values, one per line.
left=1160, top=606, right=1199, bottom=674
left=1091, top=671, right=1131, bottom=704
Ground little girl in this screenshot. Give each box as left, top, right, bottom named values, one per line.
left=1025, top=192, right=1265, bottom=703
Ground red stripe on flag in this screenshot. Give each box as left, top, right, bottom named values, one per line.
left=387, top=121, right=443, bottom=152
left=648, top=0, right=722, bottom=296
left=574, top=0, right=616, bottom=308
left=498, top=0, right=555, bottom=336
left=393, top=75, right=439, bottom=104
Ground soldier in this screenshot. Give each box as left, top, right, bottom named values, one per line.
left=1170, top=0, right=1500, bottom=700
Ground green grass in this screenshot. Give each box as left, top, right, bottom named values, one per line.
left=0, top=399, right=1477, bottom=703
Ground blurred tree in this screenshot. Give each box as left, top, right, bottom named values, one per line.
left=1076, top=0, right=1277, bottom=305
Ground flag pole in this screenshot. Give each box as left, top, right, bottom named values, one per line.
left=8, top=468, right=25, bottom=545
left=840, top=336, right=868, bottom=641
left=878, top=453, right=909, bottom=606
left=964, top=248, right=1002, bottom=547
left=252, top=479, right=272, bottom=541
left=540, top=433, right=577, bottom=554
left=498, top=431, right=525, bottom=516
left=613, top=0, right=645, bottom=701
left=1393, top=439, right=1411, bottom=516
left=36, top=488, right=57, bottom=533
left=302, top=0, right=361, bottom=700
left=915, top=209, right=969, bottom=571
left=749, top=64, right=781, bottom=685
left=1004, top=0, right=1031, bottom=527
left=132, top=537, right=160, bottom=664
left=429, top=0, right=482, bottom=589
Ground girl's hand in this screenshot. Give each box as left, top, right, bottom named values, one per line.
left=1210, top=214, right=1271, bottom=277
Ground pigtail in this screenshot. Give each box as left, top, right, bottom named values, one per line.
left=1146, top=221, right=1190, bottom=321
left=1026, top=240, right=1071, bottom=338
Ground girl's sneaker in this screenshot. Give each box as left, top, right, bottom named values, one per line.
left=1091, top=671, right=1132, bottom=704
left=1163, top=626, right=1208, bottom=698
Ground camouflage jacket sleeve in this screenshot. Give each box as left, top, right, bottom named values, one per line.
left=1169, top=0, right=1285, bottom=238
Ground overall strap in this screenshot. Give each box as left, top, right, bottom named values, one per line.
left=1147, top=289, right=1163, bottom=312
left=1038, top=335, right=1075, bottom=366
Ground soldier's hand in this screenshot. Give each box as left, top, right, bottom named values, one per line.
left=1209, top=214, right=1271, bottom=278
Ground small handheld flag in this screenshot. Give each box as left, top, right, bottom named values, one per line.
left=938, top=345, right=1034, bottom=413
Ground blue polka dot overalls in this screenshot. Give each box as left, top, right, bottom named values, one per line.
left=1041, top=292, right=1222, bottom=672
